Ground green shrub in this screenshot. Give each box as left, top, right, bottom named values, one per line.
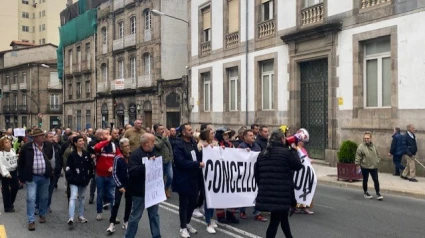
left=337, top=140, right=358, bottom=164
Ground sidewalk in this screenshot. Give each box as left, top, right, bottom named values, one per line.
left=312, top=160, right=425, bottom=200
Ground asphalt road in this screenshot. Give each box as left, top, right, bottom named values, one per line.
left=1, top=179, right=424, bottom=238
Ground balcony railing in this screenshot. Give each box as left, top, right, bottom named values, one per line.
left=102, top=44, right=108, bottom=54
left=3, top=105, right=18, bottom=113
left=18, top=105, right=28, bottom=113
left=2, top=105, right=10, bottom=113
left=361, top=0, right=391, bottom=9
left=113, top=38, right=124, bottom=51
left=226, top=32, right=239, bottom=48
left=113, top=0, right=124, bottom=10
left=138, top=75, right=153, bottom=88
left=124, top=34, right=136, bottom=47
left=11, top=83, right=18, bottom=91
left=111, top=79, right=125, bottom=91
left=97, top=81, right=108, bottom=93
left=3, top=85, right=10, bottom=92
left=200, top=41, right=211, bottom=56
left=124, top=78, right=137, bottom=89
left=19, top=82, right=27, bottom=90
left=48, top=82, right=62, bottom=90
left=258, top=19, right=276, bottom=38
left=301, top=3, right=324, bottom=26
left=47, top=104, right=62, bottom=113
left=144, top=30, right=152, bottom=42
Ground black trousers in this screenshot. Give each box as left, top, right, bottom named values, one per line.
left=109, top=187, right=132, bottom=223
left=266, top=211, right=293, bottom=238
left=178, top=193, right=198, bottom=229
left=89, top=175, right=96, bottom=200
left=1, top=170, right=19, bottom=210
left=361, top=168, right=380, bottom=193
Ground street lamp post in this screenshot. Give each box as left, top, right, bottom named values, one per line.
left=151, top=9, right=189, bottom=24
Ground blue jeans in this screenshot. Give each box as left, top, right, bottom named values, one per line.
left=163, top=161, right=173, bottom=190
left=95, top=175, right=115, bottom=213
left=69, top=184, right=87, bottom=219
left=125, top=196, right=161, bottom=238
left=393, top=155, right=405, bottom=175
left=47, top=176, right=59, bottom=208
left=26, top=175, right=50, bottom=223
left=204, top=203, right=214, bottom=225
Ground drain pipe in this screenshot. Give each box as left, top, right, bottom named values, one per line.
left=245, top=0, right=249, bottom=127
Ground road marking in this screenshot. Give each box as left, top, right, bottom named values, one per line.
left=0, top=225, right=7, bottom=238
left=160, top=201, right=262, bottom=238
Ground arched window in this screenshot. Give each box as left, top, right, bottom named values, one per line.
left=143, top=9, right=151, bottom=30
left=101, top=63, right=108, bottom=82
left=143, top=53, right=151, bottom=75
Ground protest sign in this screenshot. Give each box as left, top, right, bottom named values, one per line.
left=13, top=128, right=25, bottom=137
left=293, top=149, right=317, bottom=206
left=145, top=156, right=166, bottom=208
left=202, top=147, right=259, bottom=208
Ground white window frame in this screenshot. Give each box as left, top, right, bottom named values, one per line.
left=22, top=12, right=29, bottom=18
left=261, top=0, right=274, bottom=21
left=144, top=10, right=151, bottom=30
left=261, top=61, right=274, bottom=110
left=50, top=94, right=59, bottom=107
left=76, top=82, right=82, bottom=97
left=86, top=43, right=91, bottom=63
left=86, top=81, right=91, bottom=93
left=130, top=16, right=136, bottom=34
left=228, top=69, right=238, bottom=111
left=13, top=74, right=18, bottom=84
left=363, top=48, right=391, bottom=108
left=118, top=21, right=124, bottom=39
left=6, top=75, right=10, bottom=85
left=130, top=57, right=136, bottom=82
left=22, top=95, right=27, bottom=105
left=22, top=26, right=29, bottom=32
left=118, top=60, right=124, bottom=79
left=13, top=95, right=18, bottom=109
left=203, top=73, right=211, bottom=112
left=22, top=72, right=27, bottom=83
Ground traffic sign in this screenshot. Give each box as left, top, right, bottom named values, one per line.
left=37, top=113, right=43, bottom=118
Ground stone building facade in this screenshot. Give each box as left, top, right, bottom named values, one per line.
left=0, top=42, right=62, bottom=129
left=63, top=36, right=97, bottom=130
left=189, top=0, right=425, bottom=174
left=95, top=0, right=188, bottom=129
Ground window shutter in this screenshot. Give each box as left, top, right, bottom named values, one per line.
left=203, top=7, right=211, bottom=30
left=228, top=0, right=239, bottom=33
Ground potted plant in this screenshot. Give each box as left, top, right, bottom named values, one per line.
left=337, top=140, right=362, bottom=182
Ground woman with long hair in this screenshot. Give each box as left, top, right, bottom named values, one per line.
left=0, top=137, right=19, bottom=212
left=255, top=129, right=302, bottom=238
left=65, top=135, right=94, bottom=227
left=197, top=129, right=219, bottom=233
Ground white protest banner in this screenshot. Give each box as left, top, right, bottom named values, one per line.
left=202, top=147, right=259, bottom=208
left=145, top=156, right=166, bottom=208
left=293, top=149, right=317, bottom=206
left=13, top=128, right=25, bottom=137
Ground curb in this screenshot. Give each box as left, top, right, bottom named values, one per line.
left=317, top=177, right=425, bottom=200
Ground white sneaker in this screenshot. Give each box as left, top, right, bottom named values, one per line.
left=122, top=221, right=128, bottom=230
left=206, top=225, right=216, bottom=234
left=106, top=223, right=115, bottom=233
left=186, top=224, right=197, bottom=234
left=192, top=209, right=204, bottom=218
left=67, top=218, right=74, bottom=226
left=96, top=213, right=103, bottom=221
left=180, top=228, right=190, bottom=238
left=210, top=219, right=218, bottom=228
left=78, top=216, right=88, bottom=223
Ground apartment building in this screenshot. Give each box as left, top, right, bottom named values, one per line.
left=95, top=0, right=188, bottom=129
left=189, top=0, right=425, bottom=173
left=0, top=0, right=67, bottom=51
left=63, top=37, right=96, bottom=130
left=0, top=42, right=62, bottom=129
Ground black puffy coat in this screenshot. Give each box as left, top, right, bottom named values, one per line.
left=65, top=150, right=94, bottom=187
left=254, top=141, right=302, bottom=212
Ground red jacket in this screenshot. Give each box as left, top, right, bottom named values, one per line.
left=94, top=140, right=121, bottom=177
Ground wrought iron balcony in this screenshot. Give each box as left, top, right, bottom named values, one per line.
left=47, top=104, right=62, bottom=113
left=18, top=105, right=28, bottom=113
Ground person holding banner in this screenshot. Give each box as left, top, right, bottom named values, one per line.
left=255, top=129, right=302, bottom=238
left=173, top=123, right=205, bottom=238
left=0, top=137, right=19, bottom=213
left=197, top=128, right=219, bottom=233
left=293, top=140, right=314, bottom=215
left=125, top=133, right=161, bottom=238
